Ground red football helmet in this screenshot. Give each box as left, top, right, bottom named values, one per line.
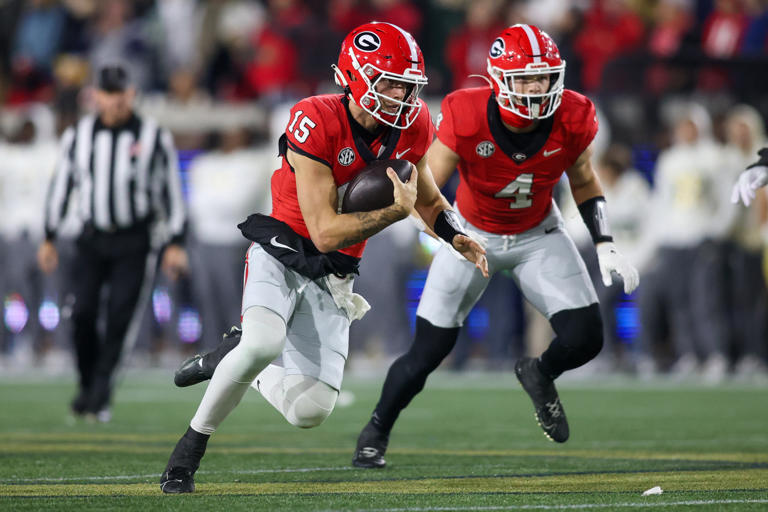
left=486, top=24, right=565, bottom=126
left=333, top=22, right=428, bottom=129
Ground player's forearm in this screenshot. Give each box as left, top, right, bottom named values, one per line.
left=570, top=175, right=603, bottom=205
left=312, top=204, right=408, bottom=252
left=414, top=195, right=451, bottom=232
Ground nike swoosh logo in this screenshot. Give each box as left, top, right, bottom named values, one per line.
left=270, top=236, right=298, bottom=253
left=395, top=148, right=411, bottom=159
left=544, top=226, right=558, bottom=234
left=543, top=148, right=562, bottom=157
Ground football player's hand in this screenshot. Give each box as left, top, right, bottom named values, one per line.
left=453, top=234, right=489, bottom=278
left=37, top=241, right=59, bottom=274
left=389, top=164, right=418, bottom=217
left=731, top=165, right=768, bottom=206
left=161, top=244, right=189, bottom=281
left=596, top=241, right=639, bottom=294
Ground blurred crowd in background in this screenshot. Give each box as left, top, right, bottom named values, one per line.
left=0, top=0, right=767, bottom=382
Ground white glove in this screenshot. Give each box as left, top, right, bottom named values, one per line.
left=731, top=165, right=768, bottom=206
left=596, top=242, right=640, bottom=294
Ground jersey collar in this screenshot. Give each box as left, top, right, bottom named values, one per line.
left=486, top=93, right=554, bottom=164
left=342, top=96, right=401, bottom=163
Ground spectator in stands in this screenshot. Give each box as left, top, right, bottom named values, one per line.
left=645, top=0, right=695, bottom=93
left=88, top=0, right=154, bottom=91
left=0, top=107, right=71, bottom=364
left=572, top=0, right=644, bottom=92
left=721, top=104, right=768, bottom=377
left=638, top=102, right=732, bottom=378
left=150, top=0, right=203, bottom=85
left=6, top=0, right=67, bottom=104
left=520, top=0, right=580, bottom=38
left=202, top=1, right=298, bottom=102
left=444, top=0, right=506, bottom=91
left=12, top=0, right=66, bottom=73
left=187, top=126, right=274, bottom=353
left=370, top=0, right=423, bottom=37
left=591, top=144, right=651, bottom=371
left=702, top=0, right=749, bottom=57
left=699, top=0, right=750, bottom=90
left=741, top=0, right=768, bottom=54
left=328, top=0, right=374, bottom=36
left=243, top=6, right=298, bottom=104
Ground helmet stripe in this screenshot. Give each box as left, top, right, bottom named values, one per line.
left=385, top=23, right=419, bottom=71
left=520, top=24, right=541, bottom=64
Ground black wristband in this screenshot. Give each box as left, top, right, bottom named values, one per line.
left=433, top=209, right=467, bottom=245
left=747, top=147, right=768, bottom=169
left=577, top=196, right=613, bottom=244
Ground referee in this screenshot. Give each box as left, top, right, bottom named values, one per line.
left=37, top=64, right=188, bottom=421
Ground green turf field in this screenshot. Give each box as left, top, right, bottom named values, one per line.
left=1, top=371, right=767, bottom=511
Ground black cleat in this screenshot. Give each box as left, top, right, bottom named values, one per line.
left=160, top=466, right=195, bottom=494
left=160, top=427, right=210, bottom=494
left=174, top=355, right=208, bottom=387
left=174, top=326, right=242, bottom=387
left=514, top=357, right=569, bottom=443
left=70, top=390, right=89, bottom=416
left=352, top=422, right=389, bottom=468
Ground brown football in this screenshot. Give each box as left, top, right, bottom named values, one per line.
left=340, top=159, right=413, bottom=213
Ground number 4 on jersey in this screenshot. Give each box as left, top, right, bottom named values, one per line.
left=494, top=173, right=533, bottom=208
left=288, top=110, right=317, bottom=143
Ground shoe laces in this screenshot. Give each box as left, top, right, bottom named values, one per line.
left=544, top=398, right=563, bottom=419
left=359, top=447, right=380, bottom=458
left=164, top=466, right=189, bottom=480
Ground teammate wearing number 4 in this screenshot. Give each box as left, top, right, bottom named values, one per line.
left=352, top=24, right=640, bottom=468
left=159, top=22, right=487, bottom=493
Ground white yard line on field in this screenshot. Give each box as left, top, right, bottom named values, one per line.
left=358, top=499, right=768, bottom=511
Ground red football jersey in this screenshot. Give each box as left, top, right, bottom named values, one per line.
left=436, top=88, right=598, bottom=234
left=271, top=94, right=434, bottom=258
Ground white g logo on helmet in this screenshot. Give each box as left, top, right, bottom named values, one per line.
left=353, top=32, right=381, bottom=52
left=489, top=38, right=505, bottom=58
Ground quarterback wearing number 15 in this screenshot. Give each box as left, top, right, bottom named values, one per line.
left=159, top=22, right=486, bottom=493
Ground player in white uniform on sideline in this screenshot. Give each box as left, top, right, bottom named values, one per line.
left=732, top=147, right=768, bottom=207
left=159, top=22, right=487, bottom=494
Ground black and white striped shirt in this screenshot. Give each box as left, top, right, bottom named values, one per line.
left=44, top=112, right=186, bottom=244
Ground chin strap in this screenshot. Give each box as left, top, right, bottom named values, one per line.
left=498, top=107, right=535, bottom=129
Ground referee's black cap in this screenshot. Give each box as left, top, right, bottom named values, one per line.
left=97, top=64, right=130, bottom=92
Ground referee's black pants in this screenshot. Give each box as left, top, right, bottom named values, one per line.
left=71, top=226, right=155, bottom=413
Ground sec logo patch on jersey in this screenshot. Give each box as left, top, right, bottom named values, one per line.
left=476, top=141, right=495, bottom=158
left=338, top=147, right=355, bottom=166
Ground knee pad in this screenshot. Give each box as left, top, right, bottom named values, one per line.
left=282, top=374, right=338, bottom=428
left=232, top=306, right=287, bottom=378
left=550, top=303, right=604, bottom=361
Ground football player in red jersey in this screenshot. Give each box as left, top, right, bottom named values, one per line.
left=352, top=24, right=640, bottom=468
left=159, top=22, right=487, bottom=494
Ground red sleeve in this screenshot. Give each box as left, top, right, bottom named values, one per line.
left=283, top=99, right=333, bottom=168
left=577, top=100, right=599, bottom=157
left=417, top=100, right=435, bottom=158
left=435, top=94, right=458, bottom=152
